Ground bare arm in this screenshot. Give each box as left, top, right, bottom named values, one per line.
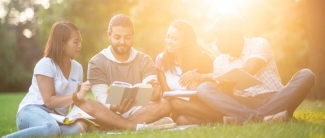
left=240, top=58, right=266, bottom=75
left=179, top=72, right=217, bottom=86
left=37, top=75, right=91, bottom=109
left=147, top=79, right=163, bottom=101
left=157, top=69, right=171, bottom=92
left=187, top=58, right=265, bottom=83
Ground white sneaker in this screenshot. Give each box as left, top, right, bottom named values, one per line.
left=142, top=117, right=177, bottom=130
left=264, top=110, right=289, bottom=122
left=148, top=117, right=174, bottom=126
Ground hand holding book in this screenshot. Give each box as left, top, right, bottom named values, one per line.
left=114, top=98, right=136, bottom=114
left=106, top=81, right=154, bottom=106
left=179, top=68, right=199, bottom=87
left=146, top=79, right=162, bottom=101
left=212, top=68, right=262, bottom=91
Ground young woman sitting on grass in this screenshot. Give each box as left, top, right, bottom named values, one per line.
left=155, top=20, right=222, bottom=125
left=3, top=21, right=91, bottom=137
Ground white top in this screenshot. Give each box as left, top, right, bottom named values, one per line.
left=155, top=53, right=186, bottom=91
left=163, top=67, right=186, bottom=91
left=18, top=57, right=83, bottom=115
left=213, top=37, right=284, bottom=97
left=101, top=46, right=137, bottom=63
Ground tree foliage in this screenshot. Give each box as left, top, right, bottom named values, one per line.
left=0, top=0, right=42, bottom=91
left=0, top=0, right=324, bottom=99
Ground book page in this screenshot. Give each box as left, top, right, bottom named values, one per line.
left=111, top=81, right=132, bottom=88
left=110, top=81, right=151, bottom=88
left=133, top=83, right=152, bottom=88
left=50, top=106, right=99, bottom=126
left=106, top=86, right=153, bottom=106
left=106, top=81, right=153, bottom=106
left=106, top=85, right=126, bottom=105
left=212, top=68, right=262, bottom=91
left=163, top=90, right=197, bottom=98
left=66, top=105, right=95, bottom=120
left=49, top=113, right=66, bottom=124
left=134, top=87, right=153, bottom=106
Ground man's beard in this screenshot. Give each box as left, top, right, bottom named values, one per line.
left=111, top=44, right=131, bottom=55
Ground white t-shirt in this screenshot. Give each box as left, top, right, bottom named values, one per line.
left=162, top=67, right=186, bottom=91
left=18, top=57, right=83, bottom=115
left=155, top=53, right=186, bottom=91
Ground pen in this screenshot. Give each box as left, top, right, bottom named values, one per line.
left=70, top=78, right=81, bottom=85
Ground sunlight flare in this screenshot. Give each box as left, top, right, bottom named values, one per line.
left=23, top=29, right=32, bottom=38
left=207, top=0, right=244, bottom=14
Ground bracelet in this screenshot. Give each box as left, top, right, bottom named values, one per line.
left=72, top=93, right=79, bottom=104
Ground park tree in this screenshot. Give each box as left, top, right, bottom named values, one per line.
left=37, top=0, right=138, bottom=79
left=0, top=0, right=43, bottom=91
left=0, top=0, right=324, bottom=100
left=305, top=0, right=325, bottom=99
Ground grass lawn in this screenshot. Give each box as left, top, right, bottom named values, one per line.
left=0, top=92, right=324, bottom=138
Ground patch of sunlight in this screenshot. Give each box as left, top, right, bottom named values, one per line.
left=294, top=110, right=325, bottom=125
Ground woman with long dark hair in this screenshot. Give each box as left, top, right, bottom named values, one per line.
left=156, top=20, right=221, bottom=125
left=4, top=21, right=91, bottom=137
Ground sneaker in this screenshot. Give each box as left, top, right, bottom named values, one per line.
left=144, top=117, right=177, bottom=130
left=223, top=116, right=241, bottom=125
left=148, top=117, right=174, bottom=126
left=145, top=122, right=177, bottom=130
left=247, top=112, right=264, bottom=123
left=263, top=110, right=289, bottom=122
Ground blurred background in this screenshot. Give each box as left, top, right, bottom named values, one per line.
left=0, top=0, right=324, bottom=100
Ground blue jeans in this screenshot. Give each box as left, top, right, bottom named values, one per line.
left=3, top=104, right=82, bottom=138
left=197, top=69, right=316, bottom=122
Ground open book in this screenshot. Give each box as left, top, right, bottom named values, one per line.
left=49, top=105, right=99, bottom=126
left=212, top=68, right=262, bottom=91
left=163, top=90, right=197, bottom=98
left=105, top=81, right=153, bottom=106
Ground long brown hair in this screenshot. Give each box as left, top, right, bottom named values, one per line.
left=161, top=20, right=214, bottom=74
left=43, top=21, right=79, bottom=66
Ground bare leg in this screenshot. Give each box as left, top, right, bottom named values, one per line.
left=169, top=96, right=223, bottom=124
left=128, top=98, right=171, bottom=123
left=175, top=115, right=204, bottom=125
left=77, top=98, right=137, bottom=130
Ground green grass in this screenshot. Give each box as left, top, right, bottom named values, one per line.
left=1, top=92, right=324, bottom=138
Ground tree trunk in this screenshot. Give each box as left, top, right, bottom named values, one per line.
left=306, top=0, right=325, bottom=100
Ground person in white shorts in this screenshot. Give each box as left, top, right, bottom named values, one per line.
left=79, top=14, right=173, bottom=130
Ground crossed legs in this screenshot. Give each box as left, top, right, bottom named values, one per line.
left=77, top=98, right=171, bottom=130
left=128, top=98, right=171, bottom=123
left=169, top=96, right=223, bottom=125
left=197, top=69, right=315, bottom=123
